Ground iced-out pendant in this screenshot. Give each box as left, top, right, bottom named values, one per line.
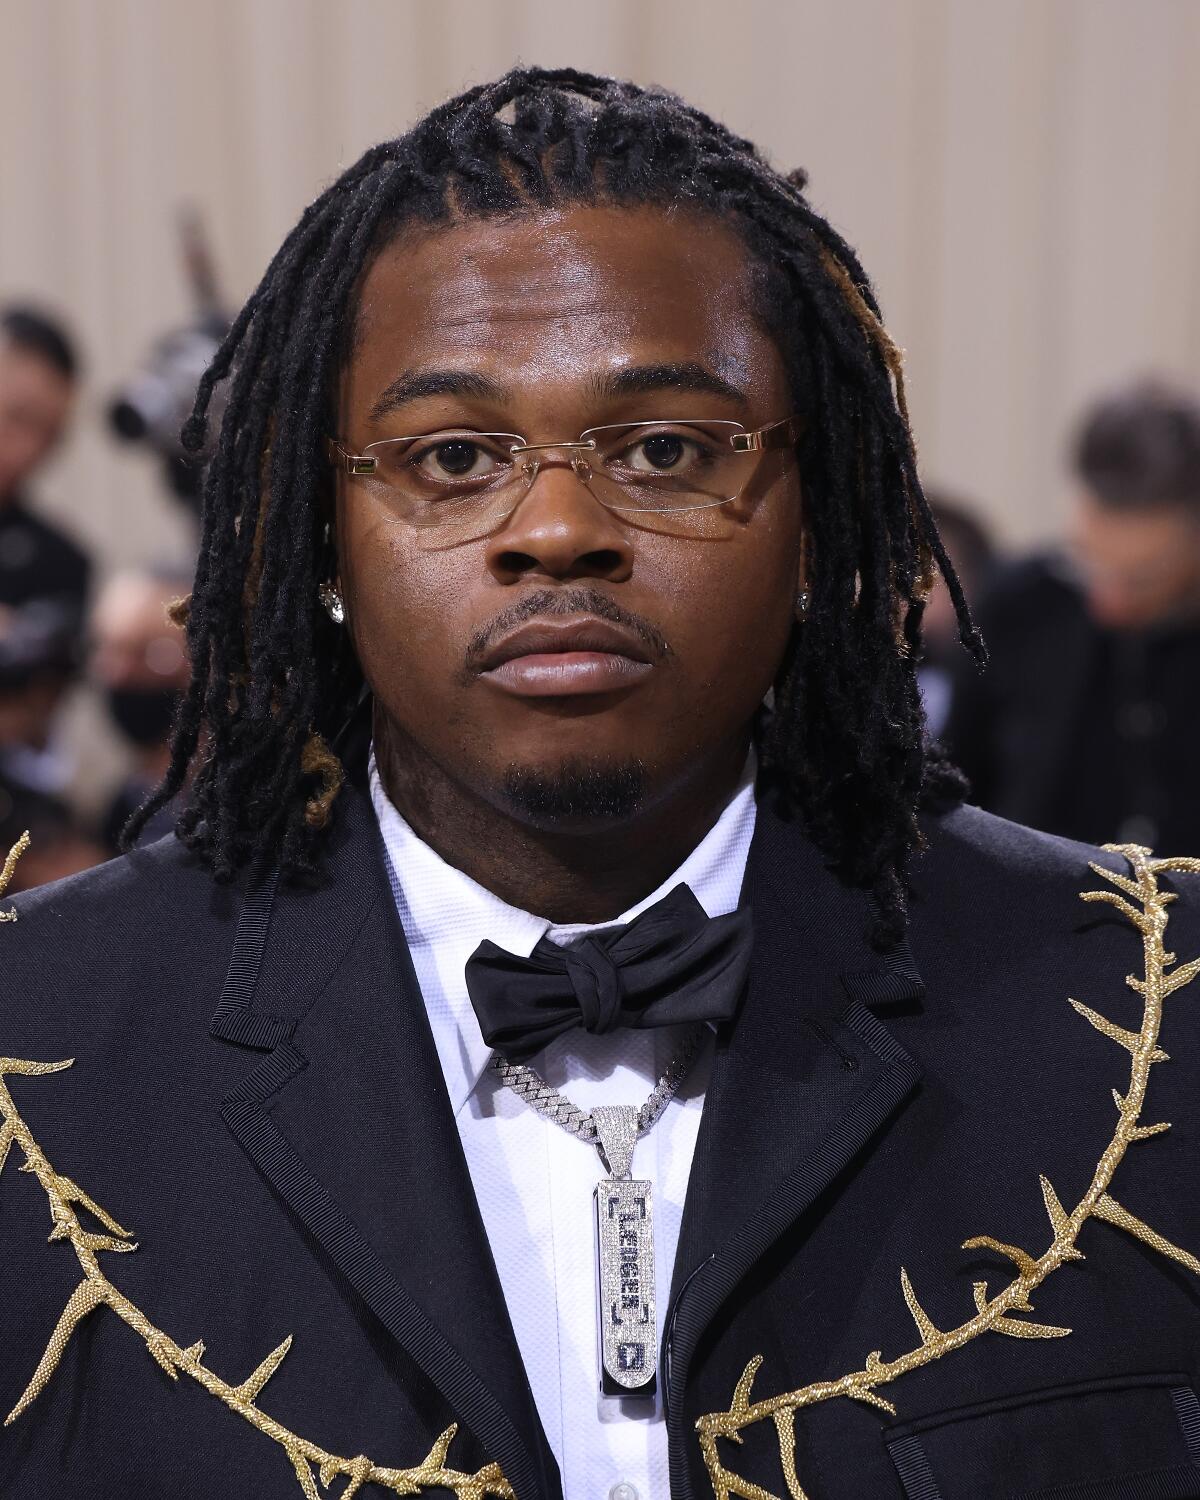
left=592, top=1105, right=656, bottom=1398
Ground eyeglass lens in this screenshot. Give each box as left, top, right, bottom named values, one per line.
left=358, top=420, right=764, bottom=528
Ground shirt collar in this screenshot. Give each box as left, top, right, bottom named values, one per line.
left=370, top=750, right=757, bottom=1116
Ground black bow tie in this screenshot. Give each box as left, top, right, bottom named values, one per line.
left=464, top=883, right=753, bottom=1063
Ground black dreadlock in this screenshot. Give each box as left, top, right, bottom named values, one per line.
left=126, top=66, right=984, bottom=947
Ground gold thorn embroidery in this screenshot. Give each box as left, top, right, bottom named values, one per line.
left=0, top=1055, right=515, bottom=1495
left=0, top=833, right=512, bottom=1495
left=697, top=846, right=1200, bottom=1500
left=234, top=1335, right=294, bottom=1403
left=0, top=830, right=29, bottom=920
left=1092, top=1192, right=1200, bottom=1274
left=1068, top=998, right=1168, bottom=1061
left=898, top=1269, right=940, bottom=1347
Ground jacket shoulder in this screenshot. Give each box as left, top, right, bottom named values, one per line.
left=0, top=836, right=237, bottom=1052
left=912, top=803, right=1200, bottom=997
left=923, top=801, right=1199, bottom=893
left=6, top=833, right=221, bottom=931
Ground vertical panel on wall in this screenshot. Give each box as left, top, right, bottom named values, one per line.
left=1, top=0, right=1198, bottom=566
left=1152, top=1, right=1200, bottom=381
left=931, top=0, right=1061, bottom=538
left=1058, top=0, right=1200, bottom=399
left=890, top=0, right=951, bottom=483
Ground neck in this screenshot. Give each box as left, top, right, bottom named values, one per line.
left=374, top=712, right=751, bottom=924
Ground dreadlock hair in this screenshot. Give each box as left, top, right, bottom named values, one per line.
left=125, top=65, right=984, bottom=948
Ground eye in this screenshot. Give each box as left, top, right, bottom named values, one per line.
left=620, top=431, right=708, bottom=474
left=637, top=434, right=685, bottom=470
left=410, top=436, right=506, bottom=483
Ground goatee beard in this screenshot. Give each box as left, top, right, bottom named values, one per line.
left=502, top=757, right=647, bottom=825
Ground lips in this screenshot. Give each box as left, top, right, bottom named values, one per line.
left=476, top=616, right=656, bottom=697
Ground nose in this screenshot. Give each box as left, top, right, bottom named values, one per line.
left=484, top=456, right=634, bottom=585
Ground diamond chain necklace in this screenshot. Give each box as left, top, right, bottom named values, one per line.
left=489, top=1021, right=709, bottom=1399
left=489, top=1021, right=707, bottom=1147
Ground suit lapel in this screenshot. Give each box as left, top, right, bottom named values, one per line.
left=211, top=777, right=559, bottom=1500
left=664, top=798, right=924, bottom=1491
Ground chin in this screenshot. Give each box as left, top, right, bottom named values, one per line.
left=500, top=755, right=648, bottom=828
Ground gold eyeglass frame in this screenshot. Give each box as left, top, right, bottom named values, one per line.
left=326, top=413, right=802, bottom=518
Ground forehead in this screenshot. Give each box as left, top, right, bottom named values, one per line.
left=344, top=204, right=786, bottom=418
left=0, top=340, right=72, bottom=402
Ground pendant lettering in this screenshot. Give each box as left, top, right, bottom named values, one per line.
left=594, top=1177, right=657, bottom=1397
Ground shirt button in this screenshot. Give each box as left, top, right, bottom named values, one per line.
left=609, top=1485, right=640, bottom=1500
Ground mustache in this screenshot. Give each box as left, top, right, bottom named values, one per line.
left=464, top=587, right=672, bottom=671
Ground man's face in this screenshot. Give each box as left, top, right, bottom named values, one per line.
left=90, top=574, right=189, bottom=692
left=1070, top=491, right=1200, bottom=631
left=334, top=204, right=803, bottom=826
left=0, top=340, right=74, bottom=501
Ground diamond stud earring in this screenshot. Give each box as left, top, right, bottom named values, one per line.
left=795, top=587, right=810, bottom=620
left=318, top=583, right=345, bottom=625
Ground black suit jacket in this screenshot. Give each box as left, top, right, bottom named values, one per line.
left=2, top=769, right=1200, bottom=1500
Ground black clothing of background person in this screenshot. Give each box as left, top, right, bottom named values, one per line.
left=0, top=497, right=92, bottom=875
left=0, top=495, right=90, bottom=623
left=2, top=754, right=1200, bottom=1500
left=944, top=553, right=1200, bottom=852
left=0, top=496, right=91, bottom=714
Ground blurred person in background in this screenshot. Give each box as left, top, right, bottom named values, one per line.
left=0, top=776, right=105, bottom=893
left=0, top=306, right=90, bottom=628
left=0, top=305, right=99, bottom=882
left=0, top=307, right=91, bottom=787
left=945, top=377, right=1200, bottom=848
left=917, top=490, right=996, bottom=738
left=90, top=568, right=190, bottom=853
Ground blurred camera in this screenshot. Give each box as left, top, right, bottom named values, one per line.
left=106, top=208, right=228, bottom=511
left=109, top=319, right=225, bottom=452
left=108, top=317, right=228, bottom=506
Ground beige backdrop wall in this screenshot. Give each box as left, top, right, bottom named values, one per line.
left=9, top=0, right=1200, bottom=802
left=5, top=0, right=1200, bottom=569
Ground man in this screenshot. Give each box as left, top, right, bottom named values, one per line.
left=0, top=308, right=90, bottom=777
left=2, top=71, right=1199, bottom=1500
left=946, top=379, right=1200, bottom=850
left=0, top=308, right=95, bottom=880
left=0, top=307, right=89, bottom=622
left=89, top=567, right=191, bottom=853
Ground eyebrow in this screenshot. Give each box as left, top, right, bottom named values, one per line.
left=367, top=360, right=746, bottom=425
left=368, top=369, right=504, bottom=424
left=590, top=362, right=746, bottom=404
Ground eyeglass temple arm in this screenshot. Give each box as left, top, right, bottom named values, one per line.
left=730, top=416, right=802, bottom=453
left=327, top=439, right=379, bottom=476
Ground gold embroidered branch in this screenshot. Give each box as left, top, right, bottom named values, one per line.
left=696, top=847, right=1200, bottom=1500
left=0, top=1069, right=513, bottom=1498
left=0, top=830, right=29, bottom=921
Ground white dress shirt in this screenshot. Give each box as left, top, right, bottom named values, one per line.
left=370, top=754, right=756, bottom=1500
